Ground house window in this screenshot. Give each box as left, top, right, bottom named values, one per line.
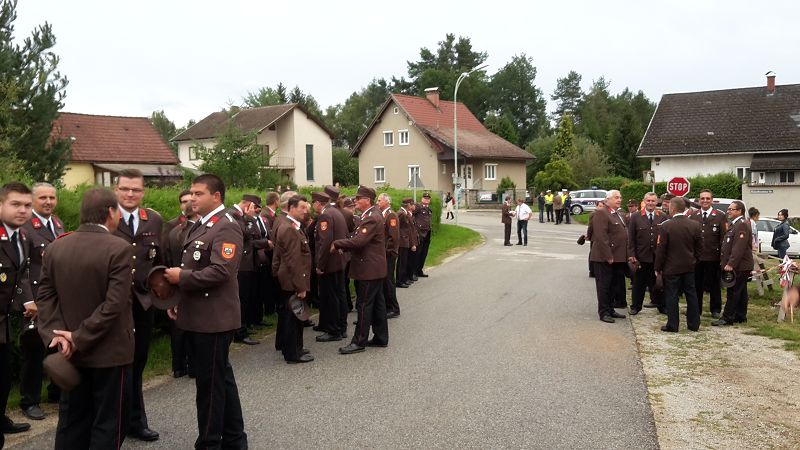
left=306, top=144, right=314, bottom=181
left=393, top=107, right=399, bottom=114
left=780, top=171, right=796, bottom=183
left=261, top=144, right=270, bottom=158
left=189, top=146, right=199, bottom=160
left=484, top=163, right=497, bottom=181
left=374, top=166, right=385, bottom=183
left=442, top=164, right=446, bottom=175
left=408, top=165, right=421, bottom=186
left=399, top=130, right=409, bottom=146
left=383, top=131, right=394, bottom=146
left=735, top=166, right=750, bottom=181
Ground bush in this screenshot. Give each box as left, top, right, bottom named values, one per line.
left=588, top=176, right=635, bottom=191
left=618, top=172, right=742, bottom=210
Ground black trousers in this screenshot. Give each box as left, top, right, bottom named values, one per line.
left=722, top=270, right=750, bottom=323
left=631, top=262, right=664, bottom=310
left=503, top=223, right=512, bottom=245
left=318, top=271, right=345, bottom=336
left=556, top=208, right=563, bottom=224
left=564, top=208, right=571, bottom=224
left=397, top=247, right=410, bottom=284
left=406, top=249, right=418, bottom=281
left=352, top=279, right=388, bottom=347
left=415, top=232, right=431, bottom=275
left=0, top=344, right=10, bottom=421
left=272, top=277, right=284, bottom=351
left=55, top=364, right=132, bottom=450
left=516, top=220, right=528, bottom=244
left=130, top=300, right=153, bottom=431
left=277, top=290, right=304, bottom=361
left=258, top=265, right=277, bottom=316
left=344, top=262, right=353, bottom=311
left=170, top=321, right=194, bottom=375
left=236, top=271, right=256, bottom=339
left=545, top=204, right=554, bottom=221
left=593, top=262, right=627, bottom=318
left=384, top=254, right=399, bottom=314
left=664, top=272, right=700, bottom=331
left=695, top=260, right=722, bottom=314
left=538, top=207, right=544, bottom=222
left=187, top=331, right=246, bottom=450
left=20, top=326, right=55, bottom=409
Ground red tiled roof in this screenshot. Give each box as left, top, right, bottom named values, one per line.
left=391, top=94, right=486, bottom=133
left=54, top=113, right=179, bottom=164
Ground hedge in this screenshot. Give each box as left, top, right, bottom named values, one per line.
left=619, top=173, right=742, bottom=208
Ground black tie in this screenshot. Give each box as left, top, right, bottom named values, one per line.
left=703, top=212, right=708, bottom=221
left=648, top=213, right=653, bottom=224
left=10, top=231, right=21, bottom=265
left=257, top=217, right=267, bottom=238
left=128, top=215, right=135, bottom=235
left=188, top=220, right=202, bottom=235
left=47, top=219, right=57, bottom=239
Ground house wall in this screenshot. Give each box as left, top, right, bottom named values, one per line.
left=647, top=154, right=753, bottom=181
left=358, top=101, right=440, bottom=191
left=177, top=138, right=215, bottom=170
left=743, top=185, right=800, bottom=219
left=62, top=163, right=95, bottom=188
left=288, top=108, right=332, bottom=186
left=465, top=158, right=527, bottom=191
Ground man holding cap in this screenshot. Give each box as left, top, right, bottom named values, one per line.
left=333, top=186, right=388, bottom=354
left=227, top=194, right=264, bottom=345
left=312, top=191, right=348, bottom=342
left=396, top=198, right=417, bottom=288
left=412, top=192, right=433, bottom=278
left=713, top=200, right=753, bottom=326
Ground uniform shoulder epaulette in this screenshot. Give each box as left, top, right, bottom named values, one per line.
left=225, top=213, right=235, bottom=222
left=56, top=231, right=73, bottom=240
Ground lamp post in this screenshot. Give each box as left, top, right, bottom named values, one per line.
left=453, top=63, right=487, bottom=225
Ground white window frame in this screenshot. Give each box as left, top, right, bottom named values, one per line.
left=383, top=131, right=394, bottom=147
left=398, top=129, right=409, bottom=146
left=408, top=165, right=420, bottom=184
left=393, top=107, right=399, bottom=114
left=735, top=166, right=749, bottom=181
left=484, top=163, right=497, bottom=181
left=188, top=146, right=199, bottom=161
left=374, top=166, right=385, bottom=183
left=779, top=171, right=796, bottom=184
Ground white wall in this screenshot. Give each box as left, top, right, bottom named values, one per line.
left=177, top=138, right=215, bottom=170
left=289, top=108, right=333, bottom=186
left=647, top=154, right=753, bottom=181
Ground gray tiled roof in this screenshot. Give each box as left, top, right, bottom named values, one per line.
left=750, top=152, right=800, bottom=171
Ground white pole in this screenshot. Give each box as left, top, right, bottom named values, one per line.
left=452, top=63, right=487, bottom=226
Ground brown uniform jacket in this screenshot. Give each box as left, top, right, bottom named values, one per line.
left=414, top=204, right=432, bottom=238
left=382, top=208, right=400, bottom=257
left=333, top=206, right=387, bottom=280
left=654, top=214, right=702, bottom=275
left=227, top=206, right=261, bottom=272
left=315, top=206, right=347, bottom=273
left=22, top=214, right=65, bottom=298
left=164, top=217, right=194, bottom=268
left=398, top=207, right=416, bottom=248
left=0, top=225, right=34, bottom=344
left=627, top=209, right=667, bottom=263
left=720, top=217, right=754, bottom=272
left=273, top=217, right=312, bottom=293
left=113, top=208, right=163, bottom=310
left=588, top=207, right=628, bottom=263
left=176, top=208, right=243, bottom=333
left=37, top=225, right=134, bottom=367
left=689, top=208, right=727, bottom=261
left=501, top=202, right=512, bottom=224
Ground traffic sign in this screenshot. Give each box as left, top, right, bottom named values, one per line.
left=667, top=177, right=691, bottom=197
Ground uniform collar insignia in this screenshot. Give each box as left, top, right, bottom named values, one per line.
left=53, top=217, right=61, bottom=228
left=139, top=208, right=149, bottom=221
left=207, top=216, right=219, bottom=228
left=0, top=227, right=7, bottom=240
left=31, top=217, right=42, bottom=228
left=179, top=215, right=187, bottom=224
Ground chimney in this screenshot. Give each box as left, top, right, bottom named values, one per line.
left=766, top=71, right=776, bottom=94
left=424, top=87, right=440, bottom=108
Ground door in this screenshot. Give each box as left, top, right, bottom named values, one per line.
left=461, top=164, right=474, bottom=189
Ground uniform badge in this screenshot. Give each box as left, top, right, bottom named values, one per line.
left=222, top=243, right=236, bottom=259
left=148, top=248, right=157, bottom=259
left=193, top=250, right=201, bottom=261
left=320, top=221, right=328, bottom=232
left=726, top=237, right=731, bottom=243
left=361, top=227, right=368, bottom=234
left=139, top=209, right=149, bottom=221
left=31, top=218, right=42, bottom=229
left=390, top=218, right=397, bottom=227
left=0, top=273, right=6, bottom=283
left=739, top=232, right=745, bottom=239
left=713, top=226, right=718, bottom=232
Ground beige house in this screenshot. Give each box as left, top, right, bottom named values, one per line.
left=352, top=89, right=532, bottom=203
left=53, top=112, right=181, bottom=187
left=173, top=104, right=334, bottom=187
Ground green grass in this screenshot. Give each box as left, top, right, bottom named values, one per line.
left=572, top=213, right=591, bottom=225
left=741, top=276, right=800, bottom=357
left=426, top=223, right=483, bottom=267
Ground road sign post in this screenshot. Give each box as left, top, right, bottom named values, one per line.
left=667, top=177, right=691, bottom=197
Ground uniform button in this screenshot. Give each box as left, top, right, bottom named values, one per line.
left=132, top=243, right=137, bottom=246
left=204, top=293, right=209, bottom=297
left=183, top=250, right=187, bottom=253
left=180, top=263, right=185, bottom=267
left=132, top=269, right=136, bottom=273
left=132, top=256, right=137, bottom=260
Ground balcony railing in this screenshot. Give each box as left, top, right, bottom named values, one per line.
left=266, top=155, right=294, bottom=169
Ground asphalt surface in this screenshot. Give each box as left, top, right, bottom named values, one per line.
left=13, top=211, right=658, bottom=449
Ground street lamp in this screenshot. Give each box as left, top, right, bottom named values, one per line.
left=453, top=63, right=487, bottom=225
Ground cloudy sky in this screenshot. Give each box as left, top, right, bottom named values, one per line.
left=14, top=0, right=800, bottom=127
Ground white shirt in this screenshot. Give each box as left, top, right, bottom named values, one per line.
left=200, top=204, right=226, bottom=225
left=120, top=206, right=140, bottom=235
left=286, top=214, right=302, bottom=230
left=515, top=203, right=532, bottom=221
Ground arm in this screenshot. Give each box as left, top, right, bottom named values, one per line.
left=179, top=221, right=243, bottom=291
left=316, top=215, right=334, bottom=272
left=654, top=225, right=667, bottom=273
left=591, top=211, right=613, bottom=263
left=35, top=248, right=66, bottom=346
left=334, top=214, right=379, bottom=252
left=726, top=222, right=751, bottom=268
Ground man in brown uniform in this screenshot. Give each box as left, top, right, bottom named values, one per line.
left=228, top=195, right=262, bottom=345
left=713, top=200, right=754, bottom=326
left=272, top=195, right=314, bottom=363
left=588, top=190, right=628, bottom=323
left=690, top=189, right=727, bottom=318
left=113, top=168, right=162, bottom=442
left=378, top=193, right=401, bottom=318
left=334, top=186, right=388, bottom=354
left=259, top=191, right=280, bottom=318
left=37, top=187, right=134, bottom=449
left=164, top=174, right=247, bottom=449
left=396, top=198, right=417, bottom=289
left=312, top=192, right=348, bottom=342
left=654, top=197, right=702, bottom=332
left=20, top=182, right=65, bottom=419
left=412, top=192, right=433, bottom=278
left=627, top=192, right=667, bottom=315
left=501, top=196, right=513, bottom=246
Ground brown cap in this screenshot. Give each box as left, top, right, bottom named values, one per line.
left=402, top=197, right=414, bottom=205
left=355, top=185, right=376, bottom=201
left=343, top=197, right=355, bottom=207
left=311, top=191, right=330, bottom=204
left=146, top=265, right=181, bottom=310
left=324, top=185, right=340, bottom=200
left=43, top=353, right=81, bottom=392
left=288, top=294, right=310, bottom=321
left=422, top=192, right=431, bottom=199
left=628, top=199, right=638, bottom=206
left=243, top=194, right=261, bottom=208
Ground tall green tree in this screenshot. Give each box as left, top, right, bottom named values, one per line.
left=488, top=54, right=547, bottom=146
left=551, top=70, right=583, bottom=122
left=1, top=0, right=71, bottom=183
left=484, top=112, right=519, bottom=145
left=243, top=82, right=322, bottom=118
left=525, top=134, right=556, bottom=186
left=151, top=110, right=179, bottom=154
left=533, top=159, right=578, bottom=192
left=325, top=78, right=392, bottom=148
left=607, top=108, right=644, bottom=179
left=552, top=114, right=576, bottom=159
left=331, top=147, right=359, bottom=186
left=564, top=136, right=611, bottom=188
left=574, top=77, right=612, bottom=147
left=196, top=118, right=274, bottom=189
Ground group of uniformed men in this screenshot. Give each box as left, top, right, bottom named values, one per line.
left=0, top=170, right=434, bottom=449
left=587, top=189, right=753, bottom=332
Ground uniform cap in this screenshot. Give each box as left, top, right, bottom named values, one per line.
left=288, top=294, right=310, bottom=321
left=720, top=271, right=736, bottom=288
left=43, top=353, right=81, bottom=392
left=324, top=185, right=340, bottom=200
left=355, top=186, right=376, bottom=201
left=146, top=265, right=181, bottom=310
left=422, top=192, right=431, bottom=199
left=402, top=197, right=414, bottom=205
left=343, top=197, right=355, bottom=207
left=311, top=191, right=330, bottom=204
left=243, top=194, right=261, bottom=208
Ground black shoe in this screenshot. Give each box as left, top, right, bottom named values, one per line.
left=397, top=283, right=410, bottom=288
left=524, top=243, right=527, bottom=246
left=643, top=303, right=658, bottom=309
left=21, top=405, right=45, bottom=420
left=411, top=276, right=419, bottom=281
left=340, top=333, right=348, bottom=339
left=301, top=348, right=310, bottom=355
left=504, top=243, right=513, bottom=246
left=339, top=343, right=366, bottom=354
left=657, top=308, right=667, bottom=315
left=303, top=320, right=315, bottom=328
left=660, top=325, right=678, bottom=333
left=366, top=340, right=388, bottom=348
left=173, top=370, right=187, bottom=379
left=312, top=325, right=324, bottom=332
left=735, top=317, right=747, bottom=323
left=516, top=242, right=522, bottom=245
left=711, top=312, right=721, bottom=319
left=316, top=333, right=343, bottom=342
left=386, top=311, right=400, bottom=319
left=629, top=308, right=641, bottom=316
left=417, top=273, right=429, bottom=278
left=287, top=354, right=314, bottom=364
left=129, top=427, right=160, bottom=441
left=1, top=417, right=31, bottom=433
left=610, top=311, right=626, bottom=319
left=600, top=315, right=615, bottom=323
left=711, top=318, right=733, bottom=326
left=238, top=337, right=260, bottom=345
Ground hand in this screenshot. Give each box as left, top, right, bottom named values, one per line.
left=51, top=330, right=74, bottom=358
left=267, top=240, right=273, bottom=250
left=167, top=305, right=178, bottom=320
left=296, top=291, right=306, bottom=299
left=411, top=246, right=417, bottom=252
left=330, top=243, right=336, bottom=253
left=607, top=259, right=614, bottom=265
left=723, top=264, right=733, bottom=272
left=316, top=268, right=324, bottom=275
left=24, top=302, right=38, bottom=320
left=164, top=267, right=181, bottom=284
left=628, top=257, right=637, bottom=264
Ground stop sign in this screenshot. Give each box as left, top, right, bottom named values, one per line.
left=667, top=177, right=691, bottom=197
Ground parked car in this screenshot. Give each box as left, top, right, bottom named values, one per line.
left=756, top=218, right=800, bottom=257
left=569, top=189, right=608, bottom=215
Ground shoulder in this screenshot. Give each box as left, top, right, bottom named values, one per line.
left=143, top=208, right=163, bottom=222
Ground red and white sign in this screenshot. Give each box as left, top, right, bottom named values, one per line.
left=667, top=177, right=691, bottom=197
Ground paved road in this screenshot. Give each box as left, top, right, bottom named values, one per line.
left=13, top=211, right=658, bottom=449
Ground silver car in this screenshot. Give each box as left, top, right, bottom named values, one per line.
left=569, top=189, right=608, bottom=215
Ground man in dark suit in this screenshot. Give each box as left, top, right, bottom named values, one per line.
left=228, top=195, right=263, bottom=345
left=396, top=198, right=417, bottom=289
left=627, top=192, right=667, bottom=315
left=37, top=187, right=134, bottom=449
left=333, top=186, right=388, bottom=354
left=588, top=190, right=628, bottom=323
left=312, top=192, right=348, bottom=342
left=19, top=182, right=65, bottom=420
left=164, top=174, right=247, bottom=449
left=501, top=196, right=513, bottom=246
left=713, top=200, right=754, bottom=326
left=655, top=197, right=702, bottom=332
left=259, top=191, right=281, bottom=318
left=0, top=183, right=34, bottom=440
left=112, top=169, right=162, bottom=442
left=689, top=189, right=727, bottom=318
left=378, top=193, right=401, bottom=318
left=412, top=192, right=433, bottom=277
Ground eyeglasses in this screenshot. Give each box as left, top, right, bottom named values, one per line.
left=118, top=188, right=144, bottom=194
left=727, top=207, right=739, bottom=211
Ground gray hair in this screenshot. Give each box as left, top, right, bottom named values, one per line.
left=279, top=190, right=297, bottom=209
left=378, top=193, right=391, bottom=203
left=643, top=191, right=657, bottom=199
left=32, top=182, right=56, bottom=193
left=605, top=190, right=620, bottom=200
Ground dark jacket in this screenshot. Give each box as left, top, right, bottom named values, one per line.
left=772, top=220, right=791, bottom=251
left=22, top=214, right=65, bottom=298
left=113, top=208, right=163, bottom=310
left=628, top=209, right=667, bottom=263
left=398, top=207, right=416, bottom=248
left=721, top=217, right=754, bottom=271
left=689, top=208, right=727, bottom=262
left=501, top=202, right=512, bottom=224
left=382, top=208, right=400, bottom=257
left=0, top=224, right=33, bottom=344
left=273, top=217, right=312, bottom=293
left=314, top=206, right=347, bottom=273
left=654, top=214, right=701, bottom=275
left=333, top=206, right=387, bottom=280
left=588, top=207, right=628, bottom=263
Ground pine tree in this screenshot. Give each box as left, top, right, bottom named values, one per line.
left=552, top=114, right=577, bottom=159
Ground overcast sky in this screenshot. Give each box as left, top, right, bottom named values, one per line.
left=14, top=0, right=800, bottom=127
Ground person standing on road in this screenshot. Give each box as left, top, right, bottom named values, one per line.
left=654, top=197, right=702, bottom=332
left=627, top=192, right=667, bottom=315
left=377, top=193, right=401, bottom=319
left=689, top=189, right=727, bottom=319
left=537, top=192, right=545, bottom=223
left=396, top=198, right=417, bottom=288
left=772, top=209, right=791, bottom=259
left=553, top=191, right=564, bottom=224
left=501, top=196, right=513, bottom=246
left=312, top=192, right=348, bottom=342
left=412, top=192, right=433, bottom=278
left=227, top=195, right=262, bottom=346
left=712, top=201, right=754, bottom=326
left=563, top=190, right=572, bottom=224
left=514, top=198, right=531, bottom=246
left=544, top=190, right=554, bottom=222
left=444, top=192, right=454, bottom=220
left=588, top=190, right=628, bottom=323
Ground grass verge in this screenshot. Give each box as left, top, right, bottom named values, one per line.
left=426, top=223, right=483, bottom=267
